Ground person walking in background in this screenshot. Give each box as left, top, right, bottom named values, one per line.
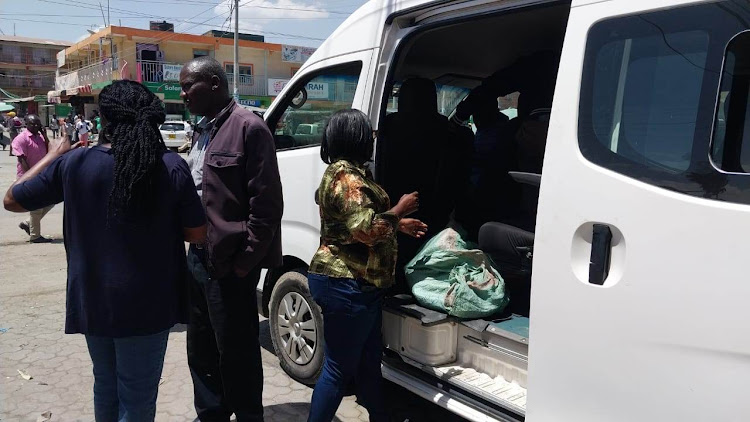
left=6, top=111, right=21, bottom=155
left=3, top=80, right=206, bottom=422
left=76, top=114, right=90, bottom=147
left=11, top=114, right=54, bottom=243
left=63, top=118, right=74, bottom=144
left=49, top=114, right=60, bottom=139
left=179, top=56, right=283, bottom=422
left=306, top=109, right=427, bottom=422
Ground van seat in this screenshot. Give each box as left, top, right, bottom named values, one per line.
left=383, top=294, right=454, bottom=326
left=479, top=222, right=534, bottom=316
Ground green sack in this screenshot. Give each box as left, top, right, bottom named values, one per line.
left=404, top=227, right=509, bottom=318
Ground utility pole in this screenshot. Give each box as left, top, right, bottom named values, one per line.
left=107, top=0, right=110, bottom=27
left=233, top=0, right=239, bottom=101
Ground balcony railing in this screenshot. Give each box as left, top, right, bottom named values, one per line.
left=137, top=61, right=269, bottom=96
left=0, top=52, right=57, bottom=66
left=0, top=75, right=55, bottom=89
left=227, top=73, right=267, bottom=97
left=56, top=61, right=113, bottom=91
left=137, top=60, right=183, bottom=83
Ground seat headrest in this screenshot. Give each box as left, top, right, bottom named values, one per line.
left=398, top=78, right=438, bottom=114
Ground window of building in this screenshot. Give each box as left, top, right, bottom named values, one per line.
left=711, top=32, right=750, bottom=173
left=193, top=49, right=209, bottom=58
left=225, top=64, right=253, bottom=84
left=270, top=62, right=362, bottom=150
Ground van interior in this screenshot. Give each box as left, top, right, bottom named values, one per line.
left=375, top=2, right=570, bottom=416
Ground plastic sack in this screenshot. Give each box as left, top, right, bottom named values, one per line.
left=404, top=226, right=509, bottom=318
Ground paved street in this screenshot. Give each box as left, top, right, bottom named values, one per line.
left=0, top=141, right=464, bottom=422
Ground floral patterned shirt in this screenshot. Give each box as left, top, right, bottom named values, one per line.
left=308, top=160, right=398, bottom=288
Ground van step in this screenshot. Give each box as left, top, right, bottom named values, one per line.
left=425, top=364, right=527, bottom=414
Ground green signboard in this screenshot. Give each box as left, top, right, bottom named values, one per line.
left=143, top=82, right=182, bottom=101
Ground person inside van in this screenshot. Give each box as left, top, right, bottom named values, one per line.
left=454, top=87, right=521, bottom=239
left=307, top=109, right=427, bottom=422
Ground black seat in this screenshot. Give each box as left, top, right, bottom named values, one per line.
left=377, top=78, right=472, bottom=289
left=479, top=222, right=534, bottom=316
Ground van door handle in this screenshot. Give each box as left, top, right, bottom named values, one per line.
left=589, top=224, right=613, bottom=285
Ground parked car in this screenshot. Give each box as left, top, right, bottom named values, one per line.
left=258, top=0, right=750, bottom=421
left=159, top=121, right=191, bottom=150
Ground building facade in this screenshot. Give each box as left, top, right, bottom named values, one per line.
left=0, top=35, right=70, bottom=121
left=51, top=25, right=315, bottom=120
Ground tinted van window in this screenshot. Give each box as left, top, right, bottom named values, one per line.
left=579, top=1, right=750, bottom=204
left=711, top=32, right=750, bottom=173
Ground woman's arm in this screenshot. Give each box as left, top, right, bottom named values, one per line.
left=4, top=138, right=81, bottom=212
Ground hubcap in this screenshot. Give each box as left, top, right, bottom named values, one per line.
left=277, top=292, right=317, bottom=365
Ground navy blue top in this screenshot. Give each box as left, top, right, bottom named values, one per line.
left=12, top=146, right=205, bottom=337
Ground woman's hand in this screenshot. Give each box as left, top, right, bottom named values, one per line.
left=50, top=136, right=82, bottom=158
left=394, top=191, right=419, bottom=218
left=399, top=218, right=428, bottom=239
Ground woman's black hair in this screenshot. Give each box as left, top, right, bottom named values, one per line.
left=98, top=80, right=166, bottom=221
left=320, top=109, right=373, bottom=165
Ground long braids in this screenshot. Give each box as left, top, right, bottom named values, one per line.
left=99, top=80, right=166, bottom=221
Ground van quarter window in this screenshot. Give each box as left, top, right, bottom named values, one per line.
left=271, top=62, right=362, bottom=151
left=710, top=32, right=750, bottom=173
left=578, top=1, right=750, bottom=204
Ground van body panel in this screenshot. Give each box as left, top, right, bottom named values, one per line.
left=271, top=50, right=376, bottom=269
left=528, top=0, right=750, bottom=420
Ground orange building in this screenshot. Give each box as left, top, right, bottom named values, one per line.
left=51, top=24, right=313, bottom=120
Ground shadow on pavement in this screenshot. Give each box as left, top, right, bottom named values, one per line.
left=263, top=402, right=344, bottom=422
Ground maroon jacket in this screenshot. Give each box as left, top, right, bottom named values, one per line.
left=197, top=101, right=283, bottom=279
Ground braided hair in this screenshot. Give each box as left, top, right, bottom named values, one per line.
left=98, top=80, right=166, bottom=221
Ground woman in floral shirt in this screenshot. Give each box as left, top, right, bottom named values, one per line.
left=307, top=109, right=427, bottom=422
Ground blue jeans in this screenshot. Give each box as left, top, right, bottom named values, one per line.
left=307, top=274, right=388, bottom=422
left=85, top=330, right=170, bottom=422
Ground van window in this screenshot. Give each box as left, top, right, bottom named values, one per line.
left=582, top=25, right=709, bottom=173
left=578, top=1, right=750, bottom=204
left=711, top=32, right=750, bottom=173
left=386, top=82, right=470, bottom=117
left=272, top=62, right=362, bottom=150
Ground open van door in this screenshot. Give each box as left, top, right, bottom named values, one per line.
left=529, top=0, right=750, bottom=420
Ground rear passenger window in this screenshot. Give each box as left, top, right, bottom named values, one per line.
left=272, top=62, right=362, bottom=151
left=581, top=19, right=710, bottom=173
left=711, top=32, right=750, bottom=173
left=578, top=1, right=750, bottom=204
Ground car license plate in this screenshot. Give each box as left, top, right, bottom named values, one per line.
left=168, top=134, right=176, bottom=139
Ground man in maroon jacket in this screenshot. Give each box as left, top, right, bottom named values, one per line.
left=180, top=56, right=283, bottom=422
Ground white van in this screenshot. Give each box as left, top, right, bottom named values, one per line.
left=256, top=0, right=750, bottom=420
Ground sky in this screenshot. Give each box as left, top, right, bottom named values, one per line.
left=0, top=0, right=368, bottom=47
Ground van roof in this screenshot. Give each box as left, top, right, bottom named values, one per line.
left=303, top=0, right=596, bottom=72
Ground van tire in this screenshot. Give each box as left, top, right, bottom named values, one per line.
left=268, top=269, right=324, bottom=385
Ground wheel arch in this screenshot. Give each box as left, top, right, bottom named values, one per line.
left=260, top=255, right=309, bottom=317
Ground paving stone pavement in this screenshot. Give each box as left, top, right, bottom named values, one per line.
left=0, top=141, right=466, bottom=422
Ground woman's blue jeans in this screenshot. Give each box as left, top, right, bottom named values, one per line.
left=85, top=330, right=170, bottom=422
left=307, top=273, right=388, bottom=422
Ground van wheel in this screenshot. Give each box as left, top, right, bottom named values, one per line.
left=269, top=269, right=324, bottom=385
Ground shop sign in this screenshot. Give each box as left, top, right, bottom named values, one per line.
left=239, top=99, right=262, bottom=107
left=268, top=78, right=290, bottom=96
left=144, top=82, right=183, bottom=101
left=163, top=64, right=183, bottom=82
left=281, top=45, right=316, bottom=64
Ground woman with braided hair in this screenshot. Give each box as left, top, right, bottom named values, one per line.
left=4, top=80, right=207, bottom=421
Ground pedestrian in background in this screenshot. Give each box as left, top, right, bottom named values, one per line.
left=64, top=118, right=74, bottom=144
left=180, top=56, right=283, bottom=422
left=3, top=80, right=207, bottom=422
left=306, top=109, right=426, bottom=422
left=6, top=111, right=21, bottom=155
left=49, top=114, right=60, bottom=139
left=11, top=114, right=54, bottom=243
left=76, top=114, right=90, bottom=146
